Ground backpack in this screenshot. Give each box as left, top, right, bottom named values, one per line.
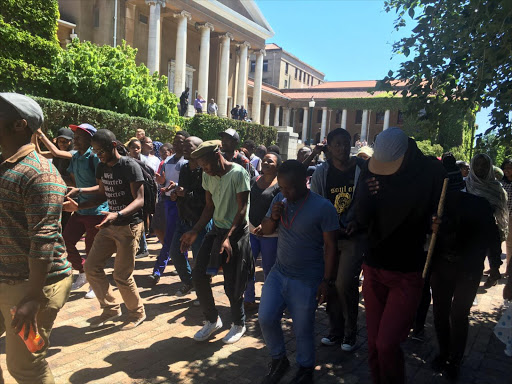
left=131, top=158, right=158, bottom=217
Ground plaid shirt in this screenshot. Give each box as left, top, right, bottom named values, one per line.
left=502, top=178, right=512, bottom=215
left=0, top=144, right=71, bottom=282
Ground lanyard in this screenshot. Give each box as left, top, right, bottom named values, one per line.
left=280, top=192, right=310, bottom=229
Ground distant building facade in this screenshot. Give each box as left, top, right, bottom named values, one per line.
left=57, top=0, right=274, bottom=120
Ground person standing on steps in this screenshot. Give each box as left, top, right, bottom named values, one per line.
left=180, top=87, right=190, bottom=117
left=180, top=140, right=253, bottom=345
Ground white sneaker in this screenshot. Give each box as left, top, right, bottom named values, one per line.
left=222, top=323, right=246, bottom=344
left=85, top=287, right=96, bottom=299
left=193, top=316, right=223, bottom=341
left=71, top=273, right=87, bottom=291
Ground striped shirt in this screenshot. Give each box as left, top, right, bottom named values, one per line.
left=0, top=144, right=72, bottom=282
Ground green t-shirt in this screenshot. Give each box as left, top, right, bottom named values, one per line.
left=202, top=163, right=250, bottom=229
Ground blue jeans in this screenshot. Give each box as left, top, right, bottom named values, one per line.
left=169, top=220, right=210, bottom=285
left=258, top=268, right=319, bottom=368
left=153, top=200, right=178, bottom=276
left=138, top=231, right=148, bottom=254
left=244, top=234, right=278, bottom=302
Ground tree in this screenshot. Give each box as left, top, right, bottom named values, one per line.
left=48, top=40, right=179, bottom=123
left=474, top=132, right=510, bottom=166
left=381, top=0, right=512, bottom=140
left=0, top=0, right=60, bottom=93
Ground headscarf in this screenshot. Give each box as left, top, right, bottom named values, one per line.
left=466, top=154, right=509, bottom=240
left=153, top=141, right=163, bottom=160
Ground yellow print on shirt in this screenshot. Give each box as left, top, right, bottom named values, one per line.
left=330, top=186, right=353, bottom=214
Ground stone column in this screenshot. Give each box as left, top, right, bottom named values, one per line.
left=282, top=107, right=290, bottom=127
left=217, top=33, right=233, bottom=118
left=236, top=42, right=251, bottom=107
left=252, top=49, right=265, bottom=124
left=173, top=11, right=191, bottom=97
left=320, top=107, right=328, bottom=142
left=361, top=109, right=369, bottom=142
left=383, top=109, right=391, bottom=131
left=146, top=0, right=165, bottom=74
left=274, top=106, right=280, bottom=127
left=302, top=107, right=308, bottom=142
left=341, top=109, right=347, bottom=129
left=196, top=23, right=214, bottom=102
left=264, top=102, right=271, bottom=126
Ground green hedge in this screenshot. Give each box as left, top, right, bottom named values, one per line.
left=34, top=97, right=277, bottom=147
left=183, top=114, right=277, bottom=147
left=34, top=96, right=181, bottom=143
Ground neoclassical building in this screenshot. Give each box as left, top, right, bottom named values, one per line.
left=58, top=0, right=274, bottom=120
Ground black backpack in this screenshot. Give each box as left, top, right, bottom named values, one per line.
left=131, top=158, right=158, bottom=217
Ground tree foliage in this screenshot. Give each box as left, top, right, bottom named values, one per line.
left=48, top=40, right=179, bottom=123
left=474, top=131, right=510, bottom=166
left=0, top=0, right=60, bottom=93
left=381, top=0, right=512, bottom=140
left=415, top=139, right=444, bottom=157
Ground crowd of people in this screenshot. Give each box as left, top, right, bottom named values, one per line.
left=0, top=92, right=511, bottom=384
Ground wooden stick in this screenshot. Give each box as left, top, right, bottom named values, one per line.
left=422, top=178, right=450, bottom=279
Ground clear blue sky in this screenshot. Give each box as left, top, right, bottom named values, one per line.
left=255, top=0, right=490, bottom=135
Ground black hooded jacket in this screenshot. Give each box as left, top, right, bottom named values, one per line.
left=355, top=139, right=446, bottom=273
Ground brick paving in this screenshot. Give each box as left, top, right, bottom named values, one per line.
left=1, top=237, right=511, bottom=384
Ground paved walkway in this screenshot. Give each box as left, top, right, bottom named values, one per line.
left=1, top=237, right=511, bottom=384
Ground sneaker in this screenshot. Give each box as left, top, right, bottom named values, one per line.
left=411, top=328, right=425, bottom=342
left=222, top=323, right=246, bottom=344
left=321, top=334, right=342, bottom=346
left=90, top=310, right=122, bottom=328
left=85, top=287, right=96, bottom=299
left=135, top=250, right=150, bottom=259
left=341, top=335, right=357, bottom=352
left=289, top=366, right=314, bottom=384
left=176, top=283, right=194, bottom=297
left=71, top=273, right=87, bottom=291
left=260, top=356, right=290, bottom=384
left=121, top=313, right=146, bottom=330
left=193, top=316, right=223, bottom=341
left=149, top=273, right=160, bottom=285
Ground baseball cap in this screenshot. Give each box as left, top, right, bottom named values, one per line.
left=0, top=92, right=44, bottom=132
left=368, top=127, right=409, bottom=175
left=191, top=140, right=221, bottom=159
left=69, top=123, right=97, bottom=137
left=219, top=128, right=240, bottom=142
left=57, top=127, right=74, bottom=140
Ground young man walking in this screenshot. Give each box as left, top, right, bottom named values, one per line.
left=180, top=140, right=253, bottom=344
left=0, top=93, right=72, bottom=383
left=259, top=160, right=339, bottom=384
left=59, top=123, right=108, bottom=299
left=168, top=136, right=210, bottom=296
left=151, top=131, right=190, bottom=283
left=77, top=129, right=146, bottom=330
left=311, top=128, right=365, bottom=352
left=356, top=127, right=445, bottom=384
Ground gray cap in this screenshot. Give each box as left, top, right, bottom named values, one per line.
left=0, top=93, right=44, bottom=132
left=369, top=127, right=409, bottom=175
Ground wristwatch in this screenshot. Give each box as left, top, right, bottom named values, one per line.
left=322, top=277, right=336, bottom=287
left=117, top=211, right=123, bottom=219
